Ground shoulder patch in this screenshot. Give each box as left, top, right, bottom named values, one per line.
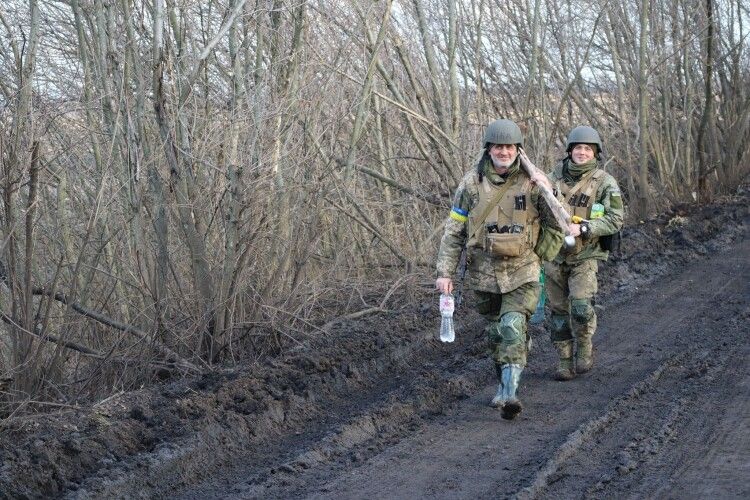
left=609, top=193, right=623, bottom=210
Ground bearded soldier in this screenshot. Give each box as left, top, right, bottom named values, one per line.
left=435, top=119, right=564, bottom=420
left=545, top=126, right=624, bottom=380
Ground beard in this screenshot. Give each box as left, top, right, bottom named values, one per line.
left=492, top=154, right=517, bottom=170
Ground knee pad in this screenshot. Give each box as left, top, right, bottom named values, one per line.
left=570, top=298, right=594, bottom=324
left=487, top=323, right=503, bottom=345
left=499, top=312, right=526, bottom=345
left=550, top=313, right=572, bottom=342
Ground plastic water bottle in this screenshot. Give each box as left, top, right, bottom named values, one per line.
left=530, top=268, right=546, bottom=324
left=439, top=293, right=455, bottom=343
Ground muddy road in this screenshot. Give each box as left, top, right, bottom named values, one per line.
left=180, top=225, right=750, bottom=500
left=1, top=192, right=748, bottom=499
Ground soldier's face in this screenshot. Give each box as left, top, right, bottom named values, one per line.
left=571, top=144, right=596, bottom=164
left=489, top=144, right=518, bottom=170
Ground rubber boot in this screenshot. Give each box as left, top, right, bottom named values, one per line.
left=490, top=364, right=505, bottom=408
left=553, top=340, right=576, bottom=381
left=576, top=336, right=594, bottom=373
left=500, top=364, right=523, bottom=420
left=525, top=332, right=533, bottom=355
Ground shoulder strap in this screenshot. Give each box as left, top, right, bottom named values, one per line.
left=469, top=175, right=518, bottom=242
left=564, top=168, right=599, bottom=199
left=583, top=169, right=607, bottom=198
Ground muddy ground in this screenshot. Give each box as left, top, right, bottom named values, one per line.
left=1, top=185, right=748, bottom=499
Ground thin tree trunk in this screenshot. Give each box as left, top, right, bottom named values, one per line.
left=637, top=0, right=651, bottom=215
left=696, top=0, right=715, bottom=202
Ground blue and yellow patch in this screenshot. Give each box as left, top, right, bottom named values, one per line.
left=449, top=206, right=468, bottom=223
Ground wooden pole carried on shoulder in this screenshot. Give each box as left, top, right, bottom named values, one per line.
left=517, top=148, right=576, bottom=248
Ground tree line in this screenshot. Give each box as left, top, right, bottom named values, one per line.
left=0, top=0, right=747, bottom=413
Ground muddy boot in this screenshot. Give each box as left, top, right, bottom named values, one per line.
left=500, top=364, right=523, bottom=420
left=576, top=337, right=594, bottom=374
left=490, top=364, right=505, bottom=408
left=553, top=340, right=576, bottom=381
left=490, top=384, right=505, bottom=408
left=525, top=332, right=533, bottom=355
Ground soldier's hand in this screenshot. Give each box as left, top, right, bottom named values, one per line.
left=569, top=223, right=582, bottom=237
left=435, top=277, right=454, bottom=295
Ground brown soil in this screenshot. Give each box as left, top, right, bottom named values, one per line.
left=1, top=187, right=748, bottom=500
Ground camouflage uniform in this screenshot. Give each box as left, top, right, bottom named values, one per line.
left=436, top=157, right=562, bottom=370
left=545, top=158, right=624, bottom=376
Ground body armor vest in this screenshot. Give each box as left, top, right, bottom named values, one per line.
left=560, top=169, right=605, bottom=218
left=560, top=169, right=606, bottom=253
left=467, top=173, right=540, bottom=257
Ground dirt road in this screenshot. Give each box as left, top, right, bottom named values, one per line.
left=1, top=196, right=747, bottom=500
left=177, top=230, right=749, bottom=499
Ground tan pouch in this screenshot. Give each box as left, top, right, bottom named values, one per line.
left=485, top=232, right=526, bottom=257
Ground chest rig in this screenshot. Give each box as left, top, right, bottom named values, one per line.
left=560, top=169, right=606, bottom=219
left=467, top=172, right=540, bottom=257
left=559, top=168, right=606, bottom=253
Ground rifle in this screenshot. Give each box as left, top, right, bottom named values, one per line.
left=454, top=246, right=468, bottom=307
left=517, top=148, right=576, bottom=248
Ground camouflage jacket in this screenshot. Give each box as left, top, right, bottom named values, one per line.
left=549, top=160, right=624, bottom=264
left=436, top=158, right=562, bottom=294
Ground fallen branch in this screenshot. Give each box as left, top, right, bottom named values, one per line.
left=322, top=307, right=387, bottom=331
left=31, top=288, right=200, bottom=371
left=1, top=312, right=103, bottom=357
left=0, top=312, right=198, bottom=374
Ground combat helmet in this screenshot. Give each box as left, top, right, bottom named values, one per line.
left=565, top=126, right=602, bottom=157
left=484, top=119, right=523, bottom=149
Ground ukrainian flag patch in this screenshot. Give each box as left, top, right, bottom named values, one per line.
left=449, top=206, right=468, bottom=222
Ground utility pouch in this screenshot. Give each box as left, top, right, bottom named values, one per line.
left=484, top=232, right=526, bottom=257
left=534, top=226, right=564, bottom=261
left=600, top=231, right=621, bottom=253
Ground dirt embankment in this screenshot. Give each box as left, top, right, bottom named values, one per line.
left=0, top=186, right=748, bottom=499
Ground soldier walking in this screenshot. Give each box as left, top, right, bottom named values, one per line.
left=545, top=126, right=624, bottom=380
left=435, top=119, right=564, bottom=420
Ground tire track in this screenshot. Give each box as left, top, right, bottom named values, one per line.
left=512, top=352, right=688, bottom=500
left=514, top=245, right=749, bottom=499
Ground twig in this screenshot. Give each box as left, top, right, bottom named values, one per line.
left=321, top=307, right=387, bottom=331
left=30, top=287, right=199, bottom=371
left=379, top=273, right=416, bottom=309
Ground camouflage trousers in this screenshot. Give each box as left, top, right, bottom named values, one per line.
left=544, top=259, right=598, bottom=343
left=475, top=282, right=541, bottom=368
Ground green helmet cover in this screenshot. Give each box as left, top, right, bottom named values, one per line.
left=484, top=119, right=523, bottom=148
left=566, top=126, right=602, bottom=153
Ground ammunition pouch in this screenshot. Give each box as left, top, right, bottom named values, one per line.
left=534, top=226, right=564, bottom=261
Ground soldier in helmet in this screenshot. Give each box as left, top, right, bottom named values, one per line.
left=545, top=126, right=624, bottom=381
left=435, top=119, right=564, bottom=420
